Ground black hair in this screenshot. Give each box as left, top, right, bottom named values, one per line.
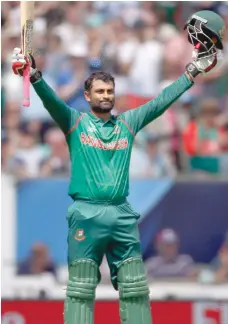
left=84, top=71, right=115, bottom=92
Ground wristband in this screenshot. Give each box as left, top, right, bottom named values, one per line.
left=185, top=63, right=200, bottom=79
left=30, top=70, right=42, bottom=83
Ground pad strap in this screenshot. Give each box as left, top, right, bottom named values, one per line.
left=118, top=257, right=150, bottom=298
left=67, top=259, right=99, bottom=300
left=64, top=259, right=99, bottom=324
left=117, top=258, right=152, bottom=324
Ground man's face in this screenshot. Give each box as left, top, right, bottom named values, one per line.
left=84, top=80, right=115, bottom=114
left=158, top=242, right=179, bottom=261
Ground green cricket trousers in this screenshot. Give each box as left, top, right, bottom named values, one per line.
left=67, top=199, right=142, bottom=289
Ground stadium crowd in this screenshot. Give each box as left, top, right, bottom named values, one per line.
left=1, top=1, right=228, bottom=179
left=17, top=228, right=228, bottom=285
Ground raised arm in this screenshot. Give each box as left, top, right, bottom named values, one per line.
left=122, top=40, right=220, bottom=135
left=122, top=73, right=193, bottom=134
left=12, top=48, right=80, bottom=134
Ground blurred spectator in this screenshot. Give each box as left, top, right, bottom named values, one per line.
left=163, top=29, right=192, bottom=81
left=211, top=233, right=228, bottom=283
left=5, top=128, right=48, bottom=179
left=53, top=2, right=88, bottom=49
left=85, top=2, right=104, bottom=28
left=1, top=136, right=14, bottom=174
left=130, top=137, right=151, bottom=178
left=182, top=98, right=228, bottom=174
left=2, top=101, right=21, bottom=145
left=39, top=128, right=70, bottom=177
left=124, top=18, right=163, bottom=99
left=45, top=33, right=67, bottom=80
left=35, top=2, right=65, bottom=29
left=21, top=119, right=47, bottom=143
left=112, top=13, right=163, bottom=101
left=145, top=228, right=196, bottom=279
left=87, top=24, right=103, bottom=68
left=17, top=242, right=57, bottom=277
left=56, top=43, right=90, bottom=112
left=199, top=232, right=228, bottom=284
left=143, top=134, right=177, bottom=178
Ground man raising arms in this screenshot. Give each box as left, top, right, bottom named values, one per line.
left=12, top=10, right=225, bottom=324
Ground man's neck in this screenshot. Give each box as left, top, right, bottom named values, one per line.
left=91, top=111, right=111, bottom=121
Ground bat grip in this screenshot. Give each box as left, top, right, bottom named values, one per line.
left=22, top=65, right=30, bottom=107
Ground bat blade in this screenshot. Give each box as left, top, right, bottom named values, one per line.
left=21, top=1, right=34, bottom=107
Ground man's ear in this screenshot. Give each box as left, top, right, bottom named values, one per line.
left=84, top=91, right=90, bottom=102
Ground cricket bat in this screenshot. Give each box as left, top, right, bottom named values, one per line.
left=20, top=1, right=34, bottom=107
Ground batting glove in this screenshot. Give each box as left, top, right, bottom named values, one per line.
left=12, top=47, right=42, bottom=82
left=186, top=44, right=218, bottom=79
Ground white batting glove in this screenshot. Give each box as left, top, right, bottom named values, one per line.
left=12, top=47, right=37, bottom=77
left=186, top=44, right=218, bottom=79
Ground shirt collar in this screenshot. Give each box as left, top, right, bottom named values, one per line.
left=88, top=112, right=117, bottom=125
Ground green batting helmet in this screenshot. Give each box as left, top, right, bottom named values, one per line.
left=184, top=10, right=225, bottom=58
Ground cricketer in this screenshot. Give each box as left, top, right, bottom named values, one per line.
left=12, top=10, right=225, bottom=324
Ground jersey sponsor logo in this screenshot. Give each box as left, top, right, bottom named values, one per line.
left=80, top=132, right=128, bottom=150
left=74, top=229, right=86, bottom=241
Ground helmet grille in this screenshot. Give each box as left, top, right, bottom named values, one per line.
left=186, top=19, right=217, bottom=59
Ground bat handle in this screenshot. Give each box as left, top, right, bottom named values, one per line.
left=22, top=65, right=30, bottom=107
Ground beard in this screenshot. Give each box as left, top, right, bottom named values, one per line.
left=91, top=100, right=115, bottom=114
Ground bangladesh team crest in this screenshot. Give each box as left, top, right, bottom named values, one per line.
left=74, top=229, right=86, bottom=241
left=219, top=25, right=225, bottom=40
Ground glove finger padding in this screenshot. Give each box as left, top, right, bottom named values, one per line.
left=194, top=50, right=217, bottom=74
left=12, top=56, right=29, bottom=76
left=12, top=47, right=36, bottom=76
left=186, top=47, right=218, bottom=79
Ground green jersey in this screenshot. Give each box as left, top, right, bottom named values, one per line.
left=32, top=73, right=193, bottom=202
